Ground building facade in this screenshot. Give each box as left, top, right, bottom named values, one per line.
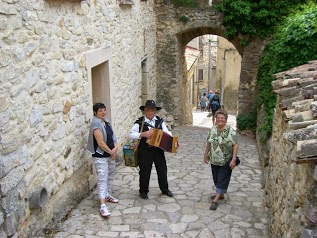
left=0, top=0, right=158, bottom=237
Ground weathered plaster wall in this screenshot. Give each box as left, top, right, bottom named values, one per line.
left=216, top=36, right=241, bottom=114
left=0, top=0, right=157, bottom=237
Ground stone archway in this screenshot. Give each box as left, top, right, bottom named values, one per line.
left=155, top=3, right=266, bottom=125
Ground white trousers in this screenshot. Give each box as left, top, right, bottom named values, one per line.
left=92, top=157, right=116, bottom=199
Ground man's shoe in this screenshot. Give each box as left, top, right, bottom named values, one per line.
left=140, top=193, right=148, bottom=199
left=162, top=190, right=173, bottom=197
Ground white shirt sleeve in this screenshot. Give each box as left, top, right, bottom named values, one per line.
left=129, top=123, right=141, bottom=140
left=161, top=121, right=172, bottom=136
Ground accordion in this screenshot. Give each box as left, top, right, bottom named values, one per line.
left=146, top=128, right=178, bottom=153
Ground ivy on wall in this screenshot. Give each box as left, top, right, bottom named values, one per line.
left=212, top=0, right=317, bottom=136
left=257, top=1, right=317, bottom=138
left=213, top=0, right=307, bottom=40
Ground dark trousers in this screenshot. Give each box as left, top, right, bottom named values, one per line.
left=138, top=147, right=169, bottom=194
left=211, top=163, right=232, bottom=194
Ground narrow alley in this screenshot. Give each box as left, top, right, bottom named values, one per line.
left=50, top=111, right=268, bottom=238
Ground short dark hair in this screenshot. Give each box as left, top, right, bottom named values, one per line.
left=93, top=103, right=106, bottom=113
left=215, top=110, right=228, bottom=120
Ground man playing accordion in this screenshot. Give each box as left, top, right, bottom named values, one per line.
left=129, top=100, right=174, bottom=200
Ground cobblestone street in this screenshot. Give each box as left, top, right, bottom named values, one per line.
left=51, top=111, right=268, bottom=238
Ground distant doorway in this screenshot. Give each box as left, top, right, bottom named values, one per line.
left=86, top=47, right=113, bottom=123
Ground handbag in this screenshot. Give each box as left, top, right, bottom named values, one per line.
left=227, top=156, right=240, bottom=166
left=123, top=118, right=145, bottom=167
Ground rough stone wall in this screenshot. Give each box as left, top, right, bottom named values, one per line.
left=266, top=99, right=313, bottom=237
left=238, top=38, right=266, bottom=115
left=0, top=0, right=157, bottom=237
left=264, top=61, right=317, bottom=237
left=155, top=2, right=225, bottom=125
left=155, top=1, right=264, bottom=125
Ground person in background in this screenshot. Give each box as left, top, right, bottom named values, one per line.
left=129, top=100, right=174, bottom=200
left=209, top=89, right=221, bottom=125
left=207, top=90, right=214, bottom=112
left=87, top=103, right=119, bottom=218
left=203, top=110, right=239, bottom=210
left=200, top=93, right=208, bottom=112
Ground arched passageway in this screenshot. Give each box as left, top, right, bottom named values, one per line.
left=155, top=3, right=266, bottom=125
left=186, top=34, right=242, bottom=116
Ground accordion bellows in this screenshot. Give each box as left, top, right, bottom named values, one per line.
left=146, top=128, right=178, bottom=153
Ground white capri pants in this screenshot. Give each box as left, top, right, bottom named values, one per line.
left=92, top=157, right=116, bottom=199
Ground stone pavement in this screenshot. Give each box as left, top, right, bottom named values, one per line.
left=52, top=111, right=268, bottom=238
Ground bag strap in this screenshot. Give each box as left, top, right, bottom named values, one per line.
left=133, top=117, right=145, bottom=153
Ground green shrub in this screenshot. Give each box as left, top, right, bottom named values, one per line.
left=237, top=112, right=257, bottom=132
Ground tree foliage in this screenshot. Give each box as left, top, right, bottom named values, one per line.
left=214, top=0, right=307, bottom=40
left=257, top=1, right=317, bottom=137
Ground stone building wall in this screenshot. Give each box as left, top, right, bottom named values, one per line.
left=238, top=38, right=267, bottom=115
left=0, top=0, right=157, bottom=237
left=216, top=36, right=241, bottom=114
left=155, top=1, right=265, bottom=125
left=264, top=61, right=317, bottom=237
left=155, top=2, right=226, bottom=125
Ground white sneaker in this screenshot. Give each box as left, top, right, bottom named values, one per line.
left=100, top=205, right=111, bottom=217
left=106, top=195, right=119, bottom=203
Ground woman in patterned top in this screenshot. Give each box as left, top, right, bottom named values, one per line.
left=203, top=110, right=239, bottom=210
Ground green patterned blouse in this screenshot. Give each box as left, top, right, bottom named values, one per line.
left=207, top=125, right=238, bottom=166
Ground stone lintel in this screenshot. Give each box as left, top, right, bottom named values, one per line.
left=297, top=139, right=317, bottom=158
left=288, top=120, right=317, bottom=130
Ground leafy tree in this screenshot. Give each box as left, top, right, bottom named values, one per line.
left=214, top=0, right=308, bottom=40
left=257, top=1, right=317, bottom=137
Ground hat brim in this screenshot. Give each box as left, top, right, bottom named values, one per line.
left=139, top=106, right=162, bottom=111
